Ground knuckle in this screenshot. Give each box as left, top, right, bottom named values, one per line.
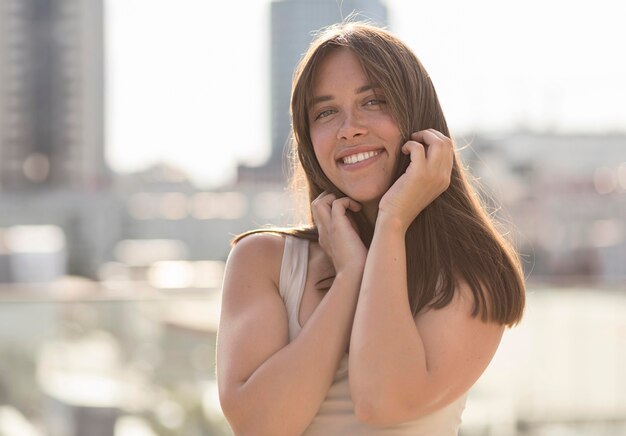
left=405, top=141, right=421, bottom=151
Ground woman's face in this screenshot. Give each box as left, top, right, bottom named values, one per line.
left=308, top=48, right=403, bottom=209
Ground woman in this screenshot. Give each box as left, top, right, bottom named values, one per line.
left=216, top=22, right=525, bottom=435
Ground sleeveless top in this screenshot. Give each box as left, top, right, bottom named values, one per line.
left=278, top=235, right=468, bottom=435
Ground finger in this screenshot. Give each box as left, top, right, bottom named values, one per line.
left=412, top=130, right=453, bottom=165
left=416, top=129, right=454, bottom=151
left=418, top=144, right=452, bottom=182
left=324, top=197, right=361, bottom=229
left=426, top=128, right=449, bottom=142
left=331, top=198, right=362, bottom=234
left=411, top=131, right=441, bottom=158
left=311, top=192, right=336, bottom=225
left=428, top=130, right=454, bottom=155
left=330, top=197, right=361, bottom=221
left=410, top=129, right=441, bottom=145
left=340, top=197, right=362, bottom=213
left=313, top=191, right=337, bottom=204
left=312, top=192, right=336, bottom=214
left=424, top=134, right=454, bottom=170
left=401, top=140, right=426, bottom=166
left=420, top=138, right=454, bottom=187
left=313, top=190, right=328, bottom=201
left=411, top=129, right=448, bottom=140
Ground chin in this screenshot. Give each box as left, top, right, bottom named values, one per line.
left=344, top=185, right=387, bottom=204
left=346, top=192, right=383, bottom=206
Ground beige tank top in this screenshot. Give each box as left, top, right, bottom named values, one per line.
left=278, top=235, right=468, bottom=435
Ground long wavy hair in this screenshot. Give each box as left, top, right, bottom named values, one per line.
left=236, top=22, right=525, bottom=326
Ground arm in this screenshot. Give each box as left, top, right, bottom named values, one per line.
left=350, top=218, right=503, bottom=425
left=348, top=130, right=504, bottom=425
left=217, top=229, right=363, bottom=435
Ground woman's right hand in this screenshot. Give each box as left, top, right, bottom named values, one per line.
left=377, top=129, right=454, bottom=232
left=311, top=192, right=367, bottom=274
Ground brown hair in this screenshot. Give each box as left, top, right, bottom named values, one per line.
left=236, top=22, right=525, bottom=326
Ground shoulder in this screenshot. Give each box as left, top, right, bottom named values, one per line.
left=231, top=231, right=286, bottom=258
left=416, top=277, right=504, bottom=368
left=416, top=278, right=504, bottom=349
left=227, top=232, right=286, bottom=287
left=220, top=233, right=289, bottom=319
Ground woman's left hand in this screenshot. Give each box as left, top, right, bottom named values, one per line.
left=378, top=129, right=454, bottom=231
left=312, top=192, right=368, bottom=275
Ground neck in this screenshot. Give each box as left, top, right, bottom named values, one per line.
left=362, top=201, right=379, bottom=225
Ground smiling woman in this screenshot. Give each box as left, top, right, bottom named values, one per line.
left=216, top=22, right=525, bottom=436
left=308, top=49, right=403, bottom=218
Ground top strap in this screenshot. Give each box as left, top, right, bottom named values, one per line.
left=278, top=235, right=309, bottom=341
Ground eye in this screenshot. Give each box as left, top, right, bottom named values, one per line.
left=365, top=98, right=386, bottom=107
left=315, top=109, right=336, bottom=120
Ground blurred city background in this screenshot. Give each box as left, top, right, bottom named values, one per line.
left=0, top=0, right=625, bottom=435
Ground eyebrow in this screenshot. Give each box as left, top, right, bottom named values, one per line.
left=309, top=84, right=375, bottom=109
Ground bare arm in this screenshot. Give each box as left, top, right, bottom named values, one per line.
left=216, top=231, right=362, bottom=436
left=349, top=219, right=503, bottom=425
left=348, top=130, right=504, bottom=425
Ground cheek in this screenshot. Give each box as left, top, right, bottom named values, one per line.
left=388, top=134, right=403, bottom=160
left=386, top=135, right=404, bottom=178
left=310, top=129, right=333, bottom=164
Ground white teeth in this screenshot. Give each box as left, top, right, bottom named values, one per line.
left=342, top=150, right=380, bottom=165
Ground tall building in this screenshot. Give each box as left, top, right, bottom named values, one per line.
left=237, top=0, right=388, bottom=184
left=0, top=0, right=117, bottom=280
left=0, top=0, right=108, bottom=191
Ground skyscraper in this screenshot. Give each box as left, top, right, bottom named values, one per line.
left=0, top=0, right=108, bottom=191
left=0, top=0, right=117, bottom=280
left=238, top=0, right=387, bottom=184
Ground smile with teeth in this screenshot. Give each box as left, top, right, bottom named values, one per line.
left=342, top=150, right=381, bottom=165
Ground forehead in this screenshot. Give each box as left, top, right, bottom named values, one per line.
left=311, top=48, right=368, bottom=93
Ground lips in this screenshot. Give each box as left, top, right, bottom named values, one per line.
left=337, top=149, right=385, bottom=171
left=342, top=150, right=380, bottom=165
left=336, top=146, right=385, bottom=162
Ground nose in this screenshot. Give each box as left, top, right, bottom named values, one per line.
left=337, top=109, right=367, bottom=140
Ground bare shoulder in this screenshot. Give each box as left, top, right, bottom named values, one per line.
left=229, top=231, right=285, bottom=262
left=417, top=278, right=503, bottom=332
left=415, top=278, right=504, bottom=375
left=226, top=232, right=286, bottom=290
left=383, top=278, right=505, bottom=415
left=453, top=278, right=490, bottom=314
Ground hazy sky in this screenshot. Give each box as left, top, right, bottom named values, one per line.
left=106, top=0, right=626, bottom=187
